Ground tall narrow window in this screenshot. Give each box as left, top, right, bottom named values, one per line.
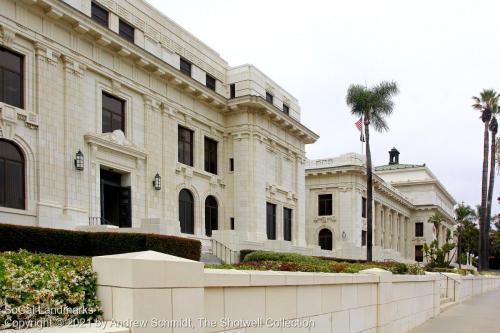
left=91, top=2, right=108, bottom=28
left=204, top=137, right=218, bottom=174
left=265, top=92, right=273, bottom=104
left=318, top=194, right=332, bottom=216
left=283, top=208, right=292, bottom=241
left=229, top=158, right=234, bottom=171
left=362, top=230, right=367, bottom=246
left=0, top=46, right=23, bottom=109
left=179, top=189, right=194, bottom=234
left=283, top=104, right=289, bottom=115
left=230, top=84, right=236, bottom=98
left=0, top=140, right=25, bottom=210
left=415, top=245, right=424, bottom=262
left=318, top=229, right=333, bottom=250
left=266, top=202, right=276, bottom=240
left=178, top=126, right=193, bottom=166
left=415, top=222, right=424, bottom=237
left=362, top=197, right=367, bottom=218
left=102, top=92, right=125, bottom=133
left=206, top=74, right=216, bottom=91
left=180, top=58, right=191, bottom=76
left=230, top=217, right=235, bottom=230
left=205, top=196, right=218, bottom=237
left=119, top=19, right=135, bottom=43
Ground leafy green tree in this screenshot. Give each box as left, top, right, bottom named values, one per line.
left=454, top=203, right=477, bottom=268
left=472, top=89, right=499, bottom=270
left=346, top=81, right=399, bottom=261
left=428, top=212, right=445, bottom=243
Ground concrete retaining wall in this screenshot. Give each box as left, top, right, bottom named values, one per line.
left=92, top=251, right=500, bottom=333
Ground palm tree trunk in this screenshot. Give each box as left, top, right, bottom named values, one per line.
left=485, top=131, right=496, bottom=270
left=365, top=122, right=373, bottom=262
left=479, top=123, right=490, bottom=271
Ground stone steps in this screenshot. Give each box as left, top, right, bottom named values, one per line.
left=200, top=252, right=222, bottom=264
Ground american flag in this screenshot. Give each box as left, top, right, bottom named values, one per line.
left=355, top=117, right=365, bottom=142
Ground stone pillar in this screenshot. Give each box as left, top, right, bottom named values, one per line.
left=93, top=251, right=205, bottom=332
left=384, top=207, right=391, bottom=249
left=374, top=203, right=381, bottom=247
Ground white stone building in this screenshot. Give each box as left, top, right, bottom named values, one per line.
left=0, top=0, right=319, bottom=254
left=305, top=149, right=457, bottom=262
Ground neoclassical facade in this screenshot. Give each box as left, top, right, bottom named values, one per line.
left=0, top=0, right=318, bottom=251
left=305, top=150, right=457, bottom=262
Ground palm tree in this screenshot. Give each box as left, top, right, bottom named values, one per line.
left=454, top=203, right=477, bottom=269
left=346, top=81, right=399, bottom=261
left=486, top=111, right=499, bottom=259
left=428, top=212, right=445, bottom=244
left=472, top=89, right=499, bottom=270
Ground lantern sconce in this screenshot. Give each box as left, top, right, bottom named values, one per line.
left=74, top=150, right=84, bottom=171
left=153, top=173, right=161, bottom=190
left=342, top=231, right=347, bottom=240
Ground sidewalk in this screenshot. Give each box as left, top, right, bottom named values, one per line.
left=409, top=287, right=500, bottom=333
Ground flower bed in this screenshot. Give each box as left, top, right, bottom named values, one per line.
left=208, top=250, right=425, bottom=275
left=0, top=250, right=102, bottom=330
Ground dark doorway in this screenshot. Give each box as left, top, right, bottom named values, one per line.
left=205, top=196, right=218, bottom=237
left=266, top=202, right=276, bottom=240
left=319, top=229, right=333, bottom=250
left=179, top=189, right=194, bottom=234
left=100, top=169, right=131, bottom=228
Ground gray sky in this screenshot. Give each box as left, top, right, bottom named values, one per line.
left=148, top=0, right=500, bottom=215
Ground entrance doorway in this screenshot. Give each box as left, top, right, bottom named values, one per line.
left=100, top=169, right=131, bottom=228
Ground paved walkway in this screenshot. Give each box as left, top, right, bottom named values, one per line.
left=410, top=288, right=500, bottom=333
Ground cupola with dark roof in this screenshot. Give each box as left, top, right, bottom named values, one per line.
left=389, top=147, right=400, bottom=165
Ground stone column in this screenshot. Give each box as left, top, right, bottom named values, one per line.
left=374, top=203, right=381, bottom=247
left=384, top=207, right=391, bottom=249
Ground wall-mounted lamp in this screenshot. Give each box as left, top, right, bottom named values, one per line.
left=342, top=231, right=347, bottom=240
left=153, top=173, right=161, bottom=190
left=74, top=150, right=84, bottom=171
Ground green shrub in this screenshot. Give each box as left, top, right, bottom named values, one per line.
left=243, top=251, right=324, bottom=264
left=0, top=224, right=201, bottom=261
left=407, top=264, right=425, bottom=275
left=239, top=249, right=257, bottom=262
left=0, top=250, right=102, bottom=330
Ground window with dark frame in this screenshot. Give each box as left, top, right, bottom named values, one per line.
left=180, top=58, right=191, bottom=76
left=266, top=92, right=274, bottom=104
left=102, top=92, right=125, bottom=133
left=415, top=245, right=424, bottom=262
left=178, top=126, right=194, bottom=166
left=204, top=137, right=218, bottom=174
left=283, top=207, right=292, bottom=241
left=415, top=222, right=424, bottom=237
left=0, top=46, right=24, bottom=109
left=229, top=158, right=234, bottom=171
left=206, top=74, right=216, bottom=91
left=318, top=194, right=332, bottom=216
left=230, top=84, right=235, bottom=98
left=119, top=19, right=135, bottom=43
left=362, top=197, right=367, bottom=218
left=362, top=230, right=367, bottom=246
left=91, top=2, right=109, bottom=28
left=266, top=202, right=276, bottom=240
left=318, top=229, right=333, bottom=250
left=179, top=189, right=194, bottom=234
left=230, top=217, right=235, bottom=230
left=0, top=139, right=25, bottom=210
left=283, top=104, right=289, bottom=115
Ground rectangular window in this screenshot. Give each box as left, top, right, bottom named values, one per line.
left=266, top=202, right=276, bottom=240
left=229, top=158, right=234, bottom=171
left=0, top=46, right=24, bottom=109
left=230, top=217, right=235, bottom=230
left=283, top=104, right=289, bottom=115
left=204, top=137, right=218, bottom=174
left=415, top=245, right=424, bottom=262
left=119, top=19, right=135, bottom=43
left=266, top=92, right=274, bottom=104
left=283, top=208, right=292, bottom=241
left=318, top=194, right=332, bottom=216
left=178, top=126, right=194, bottom=166
left=362, top=197, right=367, bottom=218
left=415, top=222, right=424, bottom=237
left=230, top=84, right=235, bottom=98
left=206, top=74, right=216, bottom=91
left=91, top=2, right=108, bottom=28
left=362, top=230, right=367, bottom=246
left=180, top=58, right=191, bottom=76
left=102, top=92, right=125, bottom=133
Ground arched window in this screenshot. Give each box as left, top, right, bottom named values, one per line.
left=318, top=228, right=333, bottom=250
left=0, top=140, right=25, bottom=209
left=205, top=195, right=218, bottom=237
left=179, top=189, right=194, bottom=234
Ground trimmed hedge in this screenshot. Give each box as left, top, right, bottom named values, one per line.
left=0, top=224, right=201, bottom=261
left=239, top=249, right=257, bottom=262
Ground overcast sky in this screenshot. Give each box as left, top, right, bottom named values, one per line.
left=148, top=0, right=500, bottom=215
